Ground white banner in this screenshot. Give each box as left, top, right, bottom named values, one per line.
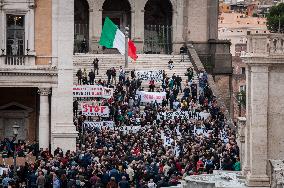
left=157, top=111, right=210, bottom=120
left=81, top=104, right=110, bottom=117
left=84, top=121, right=114, bottom=129
left=119, top=126, right=141, bottom=133
left=135, top=70, right=163, bottom=81
left=136, top=91, right=166, bottom=103
left=73, top=85, right=113, bottom=98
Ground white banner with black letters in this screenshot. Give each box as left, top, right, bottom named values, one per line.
left=135, top=70, right=163, bottom=81
left=84, top=121, right=114, bottom=129
left=157, top=111, right=210, bottom=120
left=73, top=85, right=113, bottom=98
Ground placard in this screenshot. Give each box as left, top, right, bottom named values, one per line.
left=136, top=91, right=166, bottom=103
left=135, top=70, right=163, bottom=81
left=157, top=111, right=210, bottom=120
left=81, top=104, right=110, bottom=117
left=73, top=85, right=113, bottom=98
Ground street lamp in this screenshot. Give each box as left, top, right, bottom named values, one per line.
left=12, top=122, right=20, bottom=181
left=237, top=92, right=243, bottom=117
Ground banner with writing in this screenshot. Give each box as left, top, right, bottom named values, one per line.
left=81, top=104, right=110, bottom=117
left=119, top=126, right=141, bottom=133
left=84, top=121, right=114, bottom=129
left=136, top=91, right=166, bottom=103
left=73, top=85, right=113, bottom=98
left=135, top=70, right=163, bottom=81
left=157, top=111, right=210, bottom=120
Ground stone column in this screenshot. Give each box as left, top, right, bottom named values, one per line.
left=132, top=1, right=145, bottom=53
left=89, top=4, right=103, bottom=53
left=246, top=65, right=270, bottom=187
left=38, top=88, right=51, bottom=150
left=242, top=65, right=251, bottom=176
left=172, top=0, right=184, bottom=54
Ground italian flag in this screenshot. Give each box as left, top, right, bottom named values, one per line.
left=99, top=17, right=138, bottom=61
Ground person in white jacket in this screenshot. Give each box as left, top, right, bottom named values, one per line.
left=148, top=179, right=157, bottom=188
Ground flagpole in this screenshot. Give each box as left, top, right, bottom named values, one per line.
left=125, top=26, right=129, bottom=68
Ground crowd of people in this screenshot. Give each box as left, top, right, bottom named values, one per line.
left=0, top=58, right=240, bottom=188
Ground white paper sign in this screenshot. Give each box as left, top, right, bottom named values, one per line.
left=136, top=91, right=166, bottom=103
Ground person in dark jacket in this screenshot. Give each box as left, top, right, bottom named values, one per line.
left=93, top=58, right=99, bottom=75
left=76, top=68, right=82, bottom=85
left=118, top=176, right=130, bottom=188
left=89, top=69, right=96, bottom=85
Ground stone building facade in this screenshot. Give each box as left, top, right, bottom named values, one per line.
left=75, top=0, right=219, bottom=54
left=0, top=0, right=77, bottom=152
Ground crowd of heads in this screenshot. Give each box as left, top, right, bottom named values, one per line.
left=0, top=59, right=240, bottom=187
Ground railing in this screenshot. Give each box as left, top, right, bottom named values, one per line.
left=5, top=55, right=25, bottom=65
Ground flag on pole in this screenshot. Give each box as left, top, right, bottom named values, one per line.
left=99, top=17, right=138, bottom=60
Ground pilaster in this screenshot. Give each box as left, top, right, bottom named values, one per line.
left=246, top=65, right=270, bottom=187
left=38, top=87, right=51, bottom=150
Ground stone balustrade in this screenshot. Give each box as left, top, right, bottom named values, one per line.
left=246, top=34, right=284, bottom=57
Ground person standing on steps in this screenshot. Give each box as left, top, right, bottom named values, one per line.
left=88, top=69, right=96, bottom=85
left=180, top=44, right=188, bottom=62
left=168, top=59, right=174, bottom=70
left=76, top=68, right=82, bottom=85
left=93, top=58, right=99, bottom=75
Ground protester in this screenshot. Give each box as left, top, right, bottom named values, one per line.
left=89, top=69, right=96, bottom=85
left=93, top=58, right=99, bottom=75
left=168, top=59, right=174, bottom=70
left=76, top=68, right=82, bottom=85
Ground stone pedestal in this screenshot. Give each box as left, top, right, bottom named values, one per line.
left=38, top=88, right=51, bottom=150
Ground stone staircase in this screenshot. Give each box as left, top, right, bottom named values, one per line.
left=73, top=53, right=199, bottom=89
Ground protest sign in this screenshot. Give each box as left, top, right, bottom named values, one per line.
left=135, top=70, right=163, bottom=81
left=136, top=91, right=166, bottom=103
left=81, top=104, right=109, bottom=117
left=119, top=126, right=141, bottom=133
left=157, top=111, right=210, bottom=121
left=73, top=85, right=113, bottom=98
left=84, top=121, right=114, bottom=129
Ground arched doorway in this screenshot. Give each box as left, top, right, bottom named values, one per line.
left=74, top=0, right=89, bottom=53
left=102, top=0, right=131, bottom=34
left=144, top=0, right=173, bottom=54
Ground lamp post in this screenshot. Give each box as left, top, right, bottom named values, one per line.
left=12, top=123, right=20, bottom=180
left=125, top=26, right=129, bottom=68
left=237, top=92, right=243, bottom=117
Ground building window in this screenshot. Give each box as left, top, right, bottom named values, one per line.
left=239, top=85, right=246, bottom=92
left=241, top=67, right=246, bottom=74
left=6, top=15, right=25, bottom=56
